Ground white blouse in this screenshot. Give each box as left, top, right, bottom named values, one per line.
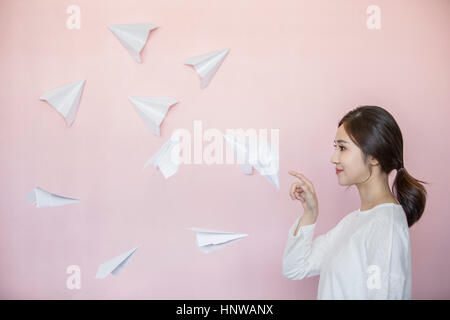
left=282, top=203, right=411, bottom=299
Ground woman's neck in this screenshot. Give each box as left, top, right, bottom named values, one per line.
left=357, top=173, right=399, bottom=211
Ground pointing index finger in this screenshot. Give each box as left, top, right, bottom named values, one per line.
left=288, top=170, right=302, bottom=178
left=288, top=170, right=315, bottom=192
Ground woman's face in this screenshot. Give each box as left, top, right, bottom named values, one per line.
left=330, top=125, right=371, bottom=186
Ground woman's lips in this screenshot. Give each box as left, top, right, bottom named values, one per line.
left=336, top=169, right=343, bottom=174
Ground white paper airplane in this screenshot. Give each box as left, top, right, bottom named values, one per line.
left=25, top=187, right=80, bottom=208
left=224, top=133, right=280, bottom=189
left=224, top=134, right=253, bottom=174
left=128, top=96, right=178, bottom=136
left=39, top=79, right=86, bottom=127
left=252, top=136, right=280, bottom=189
left=95, top=246, right=139, bottom=279
left=184, top=48, right=230, bottom=88
left=187, top=227, right=248, bottom=253
left=143, top=133, right=181, bottom=178
left=108, top=23, right=158, bottom=63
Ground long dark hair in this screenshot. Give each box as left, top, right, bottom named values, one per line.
left=338, top=105, right=428, bottom=228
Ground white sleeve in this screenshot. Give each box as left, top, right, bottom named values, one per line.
left=364, top=213, right=411, bottom=300
left=282, top=216, right=337, bottom=280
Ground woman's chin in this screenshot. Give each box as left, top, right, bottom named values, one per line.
left=337, top=176, right=349, bottom=186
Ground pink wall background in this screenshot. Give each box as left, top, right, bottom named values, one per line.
left=1, top=0, right=449, bottom=299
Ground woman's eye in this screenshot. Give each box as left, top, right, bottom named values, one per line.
left=333, top=145, right=345, bottom=151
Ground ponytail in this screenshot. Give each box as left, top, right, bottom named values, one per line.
left=392, top=167, right=428, bottom=228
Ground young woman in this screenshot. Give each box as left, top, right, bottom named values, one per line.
left=282, top=105, right=428, bottom=299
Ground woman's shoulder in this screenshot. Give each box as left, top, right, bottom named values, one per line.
left=327, top=203, right=408, bottom=235
left=363, top=204, right=411, bottom=253
left=365, top=203, right=409, bottom=234
left=334, top=208, right=360, bottom=227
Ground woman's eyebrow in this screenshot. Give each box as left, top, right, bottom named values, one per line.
left=334, top=139, right=349, bottom=144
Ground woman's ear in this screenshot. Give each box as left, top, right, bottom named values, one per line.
left=368, top=155, right=380, bottom=166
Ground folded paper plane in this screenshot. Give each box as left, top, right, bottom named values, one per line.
left=187, top=227, right=248, bottom=253
left=39, top=79, right=86, bottom=127
left=143, top=133, right=181, bottom=178
left=224, top=133, right=280, bottom=189
left=108, top=23, right=158, bottom=63
left=184, top=48, right=230, bottom=88
left=25, top=187, right=80, bottom=208
left=95, top=246, right=139, bottom=279
left=224, top=134, right=253, bottom=174
left=129, top=96, right=178, bottom=136
left=253, top=139, right=280, bottom=189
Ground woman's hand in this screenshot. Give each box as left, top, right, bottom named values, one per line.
left=288, top=170, right=319, bottom=216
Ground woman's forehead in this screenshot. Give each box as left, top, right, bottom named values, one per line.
left=334, top=125, right=351, bottom=144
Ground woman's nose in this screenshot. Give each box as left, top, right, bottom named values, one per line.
left=330, top=150, right=339, bottom=164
